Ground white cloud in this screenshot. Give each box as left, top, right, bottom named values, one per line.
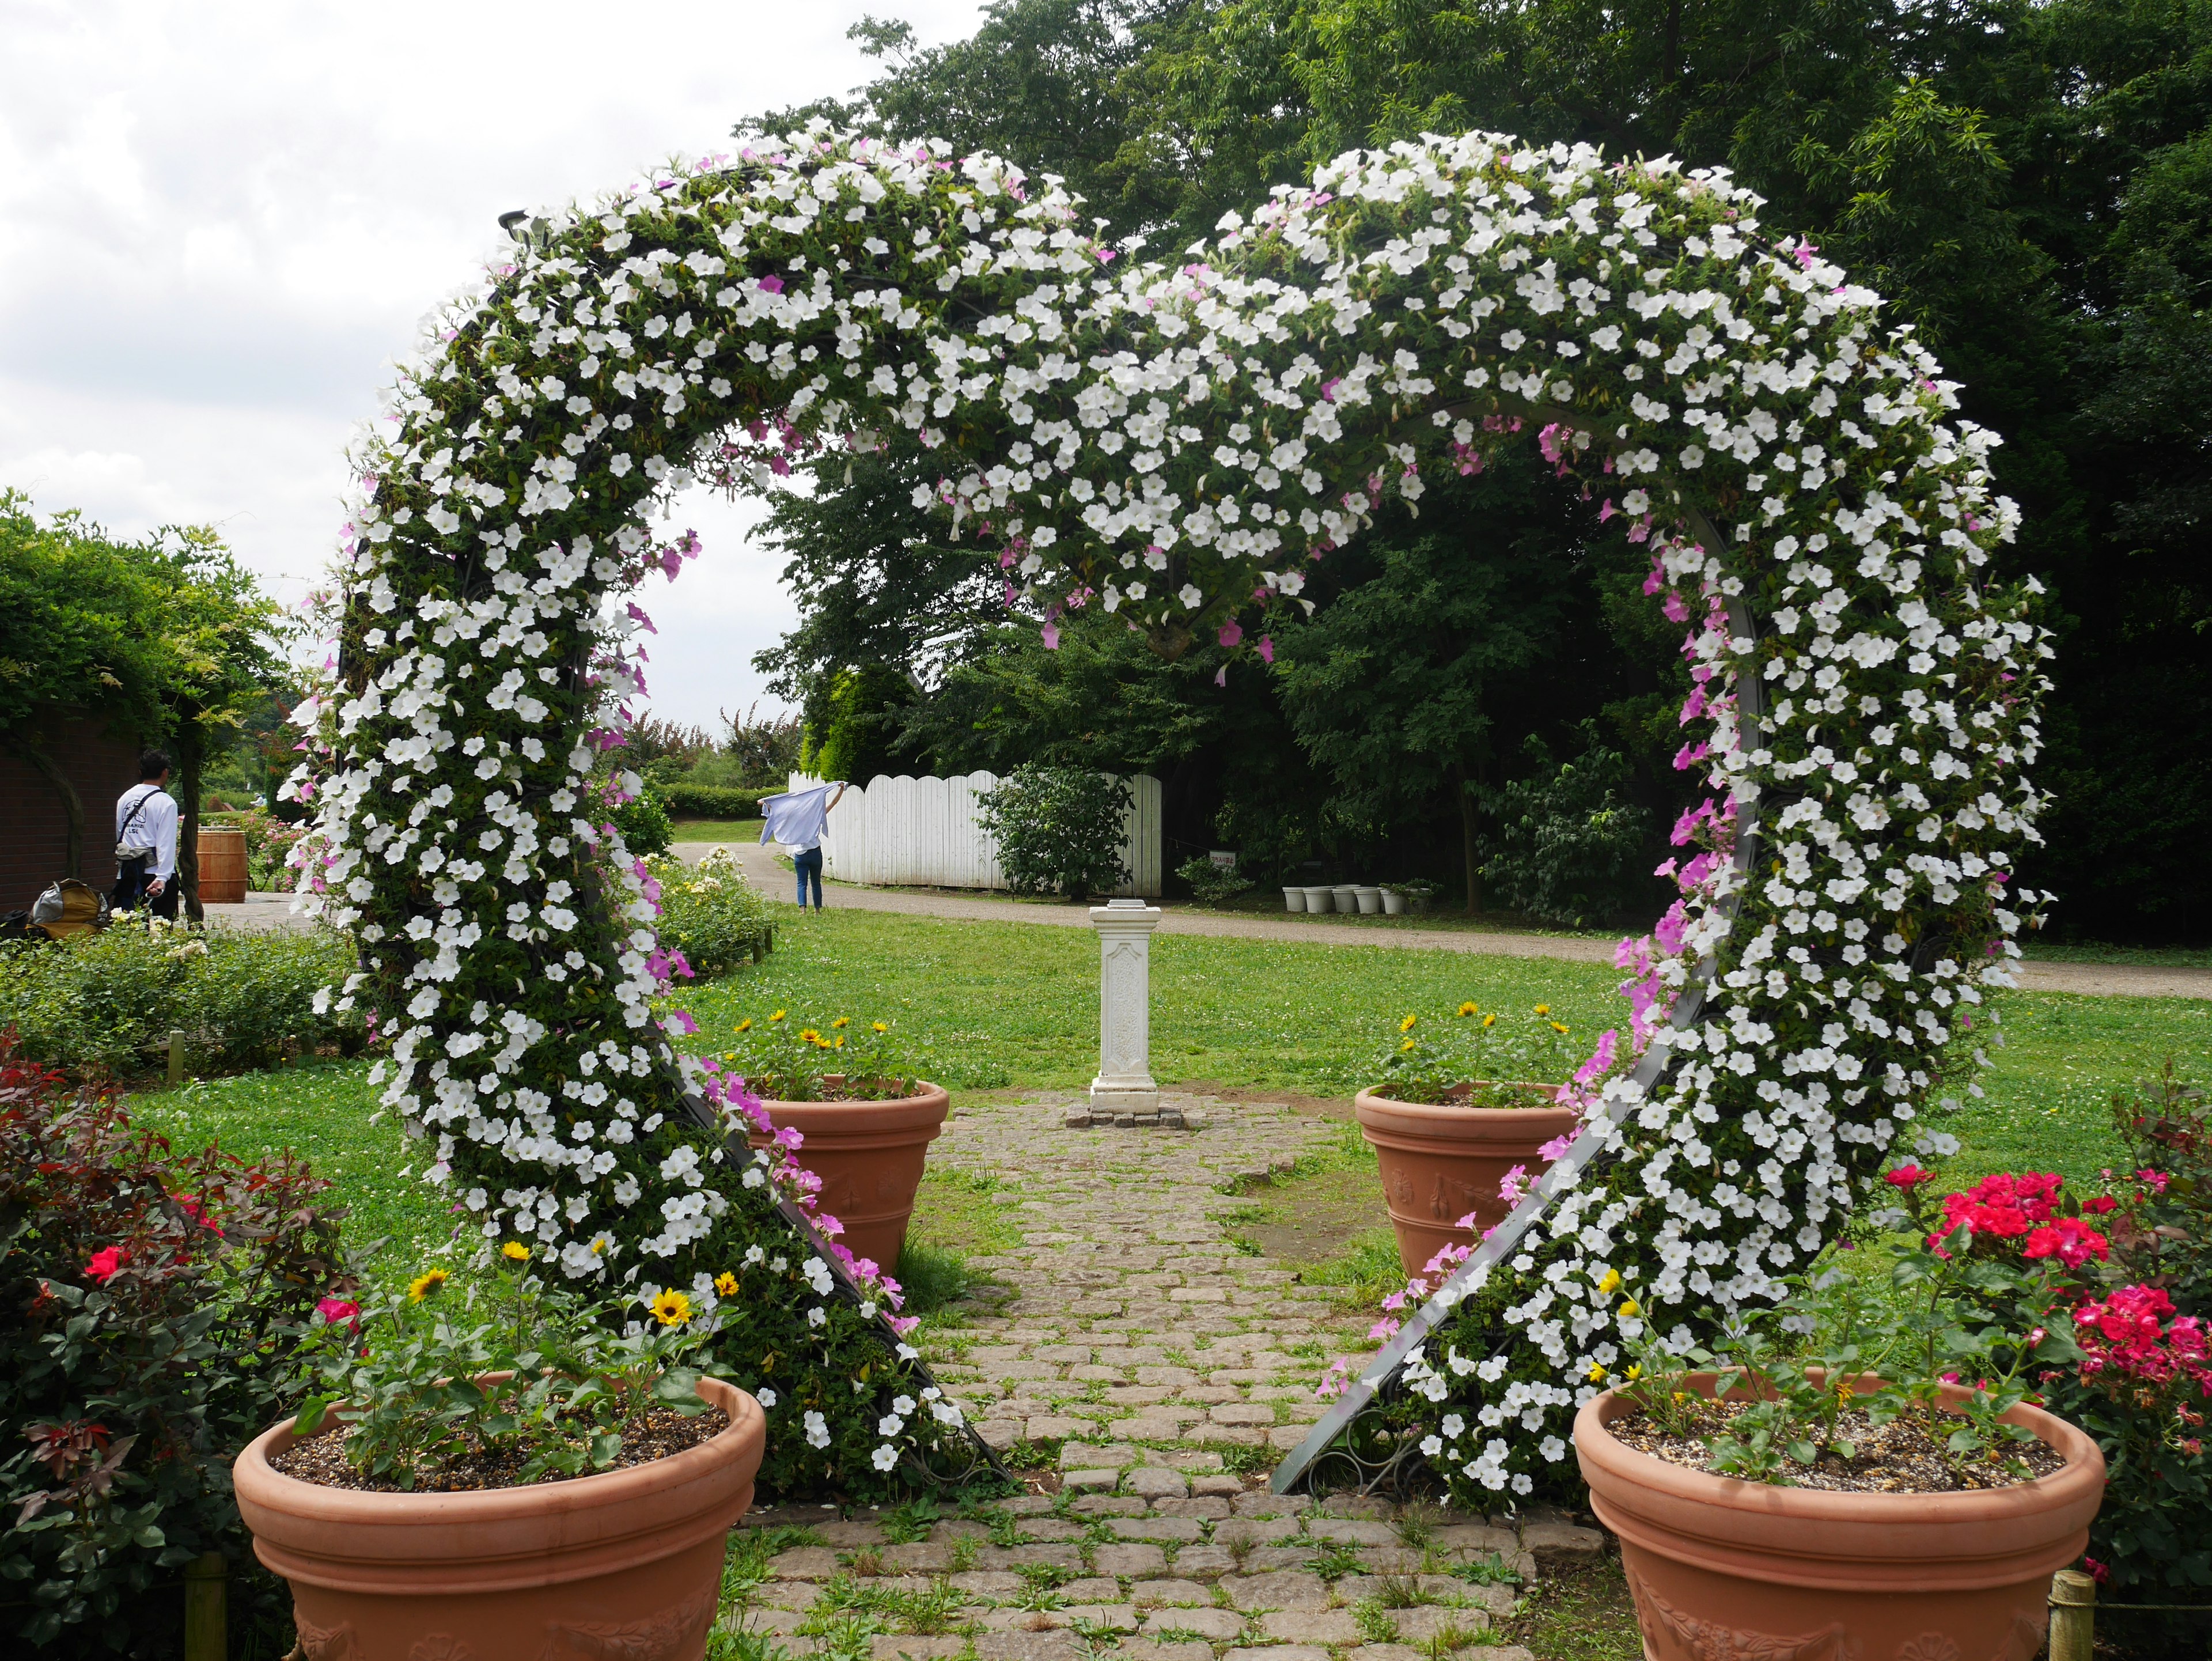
left=0, top=0, right=985, bottom=728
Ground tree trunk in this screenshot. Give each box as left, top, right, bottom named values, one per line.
left=179, top=730, right=204, bottom=924
left=17, top=743, right=86, bottom=879
left=1454, top=760, right=1483, bottom=917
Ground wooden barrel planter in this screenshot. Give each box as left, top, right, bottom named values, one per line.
left=197, top=826, right=249, bottom=903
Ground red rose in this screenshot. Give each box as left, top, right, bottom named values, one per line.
left=1884, top=1164, right=1932, bottom=1189
left=85, top=1247, right=127, bottom=1284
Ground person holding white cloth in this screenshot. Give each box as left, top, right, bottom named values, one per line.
left=759, top=781, right=847, bottom=909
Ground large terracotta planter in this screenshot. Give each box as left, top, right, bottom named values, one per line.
left=234, top=1376, right=764, bottom=1661
left=1353, top=1083, right=1578, bottom=1275
left=749, top=1080, right=949, bottom=1271
left=1574, top=1374, right=2107, bottom=1661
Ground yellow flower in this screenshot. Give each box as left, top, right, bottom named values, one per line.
left=1483, top=1013, right=1497, bottom=1028
left=831, top=1016, right=850, bottom=1029
left=1399, top=1013, right=1418, bottom=1033
left=1400, top=1039, right=1418, bottom=1053
left=1586, top=1361, right=1607, bottom=1382
left=800, top=1028, right=821, bottom=1043
left=1550, top=1021, right=1569, bottom=1035
left=833, top=1035, right=846, bottom=1049
left=649, top=1289, right=692, bottom=1327
left=1597, top=1269, right=1620, bottom=1296
left=872, top=1021, right=889, bottom=1033
left=715, top=1272, right=739, bottom=1296
left=407, top=1268, right=449, bottom=1303
left=1457, top=1002, right=1478, bottom=1017
left=1625, top=1364, right=1643, bottom=1381
left=501, top=1242, right=529, bottom=1262
left=770, top=1011, right=786, bottom=1023
left=1534, top=1004, right=1551, bottom=1016
left=1619, top=1299, right=1641, bottom=1319
left=735, top=1019, right=752, bottom=1034
left=590, top=1236, right=607, bottom=1255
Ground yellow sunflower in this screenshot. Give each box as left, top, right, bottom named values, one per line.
left=831, top=1016, right=850, bottom=1029
left=1399, top=1013, right=1418, bottom=1033
left=407, top=1268, right=449, bottom=1302
left=649, top=1289, right=693, bottom=1327
left=1457, top=1001, right=1478, bottom=1017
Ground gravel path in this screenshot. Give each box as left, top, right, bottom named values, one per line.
left=725, top=1088, right=1604, bottom=1660
left=684, top=841, right=2212, bottom=1001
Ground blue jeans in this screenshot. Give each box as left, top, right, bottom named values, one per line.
left=793, top=845, right=824, bottom=908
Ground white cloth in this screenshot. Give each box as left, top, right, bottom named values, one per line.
left=115, top=783, right=179, bottom=879
left=758, top=783, right=844, bottom=852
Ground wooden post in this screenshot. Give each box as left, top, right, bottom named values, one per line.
left=2048, top=1568, right=2095, bottom=1661
left=183, top=1552, right=225, bottom=1661
left=167, top=1028, right=185, bottom=1088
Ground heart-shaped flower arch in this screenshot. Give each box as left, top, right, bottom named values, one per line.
left=293, top=127, right=2046, bottom=1499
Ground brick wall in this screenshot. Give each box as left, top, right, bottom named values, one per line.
left=0, top=712, right=146, bottom=913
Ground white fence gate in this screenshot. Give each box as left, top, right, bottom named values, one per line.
left=783, top=771, right=1162, bottom=897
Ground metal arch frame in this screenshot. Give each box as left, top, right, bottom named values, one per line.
left=1272, top=514, right=1765, bottom=1495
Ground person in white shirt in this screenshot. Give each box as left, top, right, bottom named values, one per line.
left=758, top=781, right=847, bottom=908
left=113, top=749, right=180, bottom=920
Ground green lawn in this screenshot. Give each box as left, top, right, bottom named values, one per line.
left=124, top=908, right=2210, bottom=1295
left=672, top=818, right=763, bottom=842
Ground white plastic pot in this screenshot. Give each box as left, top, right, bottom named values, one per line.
left=1355, top=886, right=1383, bottom=914
left=1381, top=890, right=1407, bottom=915
left=1301, top=885, right=1333, bottom=911
left=1282, top=886, right=1308, bottom=913
left=1332, top=885, right=1360, bottom=913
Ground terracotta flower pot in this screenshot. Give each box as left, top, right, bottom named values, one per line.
left=1574, top=1374, right=2107, bottom=1661
left=749, top=1080, right=949, bottom=1272
left=1353, top=1083, right=1577, bottom=1276
left=234, top=1375, right=766, bottom=1661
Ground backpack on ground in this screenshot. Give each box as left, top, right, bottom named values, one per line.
left=28, top=879, right=111, bottom=940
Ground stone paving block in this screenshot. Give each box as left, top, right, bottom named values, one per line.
left=1185, top=1424, right=1266, bottom=1447
left=1191, top=1474, right=1245, bottom=1498
left=1119, top=1642, right=1217, bottom=1661
left=1432, top=1524, right=1519, bottom=1556
left=1003, top=1496, right=1060, bottom=1516
left=1216, top=1519, right=1301, bottom=1546
left=1260, top=1610, right=1366, bottom=1645
left=1108, top=1516, right=1204, bottom=1542
left=1266, top=1424, right=1310, bottom=1450
left=750, top=1581, right=821, bottom=1609
left=972, top=1634, right=1088, bottom=1661
left=976, top=1420, right=1024, bottom=1450
left=1520, top=1522, right=1607, bottom=1564
left=1058, top=1577, right=1123, bottom=1603
left=1071, top=1495, right=1149, bottom=1516
left=871, top=1639, right=968, bottom=1661
left=1157, top=1450, right=1226, bottom=1471
left=1060, top=1443, right=1138, bottom=1470
left=1123, top=1466, right=1190, bottom=1499
left=1093, top=1543, right=1171, bottom=1577
left=1104, top=1386, right=1179, bottom=1406
left=1209, top=1402, right=1278, bottom=1425
left=1035, top=1344, right=1094, bottom=1363
left=1169, top=1546, right=1236, bottom=1581
left=1134, top=1367, right=1203, bottom=1386
left=817, top=1520, right=887, bottom=1546
left=1240, top=1548, right=1321, bottom=1575
left=1222, top=1571, right=1332, bottom=1610
left=879, top=1542, right=956, bottom=1573
left=974, top=1545, right=1085, bottom=1571
left=1152, top=1496, right=1233, bottom=1520
left=728, top=1607, right=809, bottom=1635
left=1391, top=1606, right=1494, bottom=1644
left=768, top=1548, right=843, bottom=1580
left=1141, top=1607, right=1250, bottom=1641
left=1128, top=1577, right=1215, bottom=1606
left=1225, top=1646, right=1331, bottom=1661
left=1062, top=1469, right=1119, bottom=1492
left=1027, top=1415, right=1096, bottom=1440
left=1233, top=1493, right=1313, bottom=1517
left=1016, top=1519, right=1085, bottom=1541
left=1317, top=1495, right=1395, bottom=1519
left=1063, top=1604, right=1141, bottom=1632
left=949, top=1571, right=1026, bottom=1595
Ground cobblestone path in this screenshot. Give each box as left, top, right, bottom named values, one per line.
left=724, top=1091, right=1605, bottom=1661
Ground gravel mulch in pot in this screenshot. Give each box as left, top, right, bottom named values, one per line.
left=1609, top=1400, right=2067, bottom=1493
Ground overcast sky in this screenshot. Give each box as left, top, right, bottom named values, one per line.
left=0, top=0, right=988, bottom=732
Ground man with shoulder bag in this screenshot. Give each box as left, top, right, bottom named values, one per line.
left=113, top=749, right=180, bottom=920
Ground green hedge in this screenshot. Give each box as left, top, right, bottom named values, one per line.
left=653, top=781, right=774, bottom=819
left=0, top=920, right=366, bottom=1078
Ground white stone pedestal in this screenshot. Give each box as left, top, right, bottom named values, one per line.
left=1075, top=898, right=1176, bottom=1127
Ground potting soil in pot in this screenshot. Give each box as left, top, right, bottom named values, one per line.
left=269, top=1405, right=730, bottom=1493
left=1609, top=1401, right=2067, bottom=1493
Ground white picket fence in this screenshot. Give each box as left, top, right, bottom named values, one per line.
left=783, top=771, right=1162, bottom=896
